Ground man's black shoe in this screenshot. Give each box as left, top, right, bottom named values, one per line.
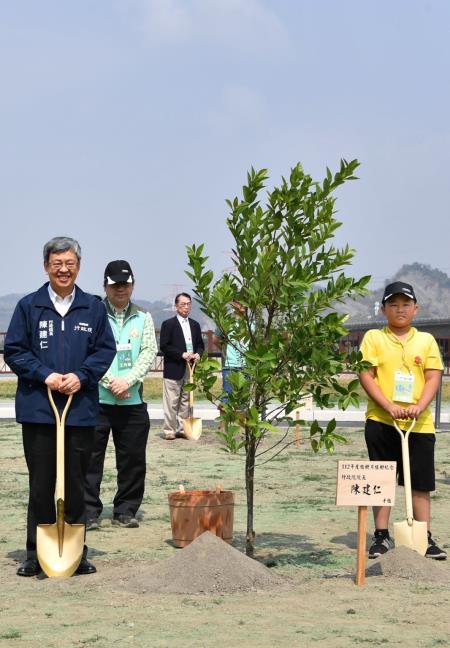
left=76, top=558, right=97, bottom=575
left=86, top=518, right=100, bottom=531
left=112, top=514, right=139, bottom=528
left=17, top=558, right=41, bottom=577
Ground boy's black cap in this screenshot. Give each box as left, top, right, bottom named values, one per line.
left=382, top=281, right=416, bottom=304
left=104, top=260, right=134, bottom=285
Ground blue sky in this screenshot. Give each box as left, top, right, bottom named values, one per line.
left=1, top=1, right=450, bottom=301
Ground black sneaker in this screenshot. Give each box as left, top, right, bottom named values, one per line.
left=112, top=515, right=139, bottom=528
left=368, top=530, right=394, bottom=559
left=425, top=532, right=447, bottom=560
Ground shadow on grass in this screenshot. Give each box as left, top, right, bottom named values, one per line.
left=330, top=531, right=372, bottom=550
left=6, top=549, right=26, bottom=563
left=231, top=531, right=343, bottom=569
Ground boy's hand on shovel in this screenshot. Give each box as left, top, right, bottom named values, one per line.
left=404, top=404, right=422, bottom=419
left=387, top=403, right=408, bottom=420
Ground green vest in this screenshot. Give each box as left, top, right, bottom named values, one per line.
left=99, top=303, right=146, bottom=406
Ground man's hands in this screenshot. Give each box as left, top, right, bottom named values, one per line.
left=182, top=352, right=200, bottom=362
left=45, top=373, right=63, bottom=390
left=107, top=377, right=130, bottom=400
left=45, top=373, right=131, bottom=399
left=45, top=372, right=81, bottom=394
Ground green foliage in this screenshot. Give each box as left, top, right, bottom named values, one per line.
left=187, top=160, right=369, bottom=459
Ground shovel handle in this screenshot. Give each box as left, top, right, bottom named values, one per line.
left=186, top=359, right=196, bottom=380
left=47, top=387, right=73, bottom=502
left=186, top=360, right=196, bottom=409
left=392, top=417, right=416, bottom=439
left=392, top=418, right=416, bottom=525
left=47, top=387, right=73, bottom=427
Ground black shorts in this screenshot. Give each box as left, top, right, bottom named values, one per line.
left=365, top=419, right=435, bottom=492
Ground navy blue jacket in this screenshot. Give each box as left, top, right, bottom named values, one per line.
left=5, top=283, right=116, bottom=426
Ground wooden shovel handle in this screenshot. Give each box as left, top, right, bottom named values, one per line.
left=47, top=386, right=73, bottom=427
left=392, top=418, right=416, bottom=524
left=47, top=387, right=73, bottom=502
left=186, top=359, right=196, bottom=380
left=392, top=417, right=416, bottom=439
left=186, top=360, right=196, bottom=409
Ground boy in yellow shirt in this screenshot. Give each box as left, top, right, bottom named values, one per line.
left=359, top=281, right=446, bottom=560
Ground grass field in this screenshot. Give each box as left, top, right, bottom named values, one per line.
left=0, top=421, right=449, bottom=647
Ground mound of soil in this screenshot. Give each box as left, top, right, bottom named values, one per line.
left=121, top=531, right=285, bottom=594
left=366, top=546, right=449, bottom=584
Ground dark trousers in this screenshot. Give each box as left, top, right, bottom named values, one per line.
left=22, top=423, right=95, bottom=559
left=84, top=403, right=150, bottom=520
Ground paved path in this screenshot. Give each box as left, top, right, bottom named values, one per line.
left=1, top=401, right=448, bottom=427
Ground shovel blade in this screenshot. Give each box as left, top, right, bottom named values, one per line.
left=182, top=417, right=202, bottom=440
left=37, top=523, right=85, bottom=577
left=394, top=519, right=428, bottom=556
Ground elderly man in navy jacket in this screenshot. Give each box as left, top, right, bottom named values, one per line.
left=5, top=236, right=115, bottom=577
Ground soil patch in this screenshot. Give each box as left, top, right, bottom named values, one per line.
left=366, top=545, right=449, bottom=584
left=120, top=531, right=285, bottom=594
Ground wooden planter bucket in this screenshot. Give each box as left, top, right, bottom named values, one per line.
left=168, top=487, right=235, bottom=548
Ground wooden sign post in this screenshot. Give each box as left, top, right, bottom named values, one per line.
left=336, top=460, right=396, bottom=586
left=292, top=396, right=313, bottom=447
left=356, top=505, right=368, bottom=586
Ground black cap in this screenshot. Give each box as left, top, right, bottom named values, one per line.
left=104, top=260, right=134, bottom=285
left=382, top=281, right=416, bottom=304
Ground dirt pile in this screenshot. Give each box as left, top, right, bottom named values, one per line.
left=121, top=531, right=285, bottom=594
left=366, top=546, right=449, bottom=584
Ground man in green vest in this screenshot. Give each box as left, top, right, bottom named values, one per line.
left=85, top=260, right=157, bottom=529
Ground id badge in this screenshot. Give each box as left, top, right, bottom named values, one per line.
left=186, top=342, right=193, bottom=353
left=393, top=371, right=414, bottom=403
left=117, top=343, right=133, bottom=370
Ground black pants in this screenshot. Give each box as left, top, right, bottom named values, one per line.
left=22, top=423, right=95, bottom=559
left=84, top=403, right=150, bottom=520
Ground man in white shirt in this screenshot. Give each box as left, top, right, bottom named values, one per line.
left=159, top=293, right=205, bottom=440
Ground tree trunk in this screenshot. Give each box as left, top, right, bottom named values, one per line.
left=245, top=429, right=256, bottom=557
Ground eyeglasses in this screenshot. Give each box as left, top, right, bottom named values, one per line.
left=178, top=301, right=191, bottom=307
left=48, top=261, right=78, bottom=270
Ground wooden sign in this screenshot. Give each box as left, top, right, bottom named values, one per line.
left=336, top=460, right=396, bottom=507
left=335, top=460, right=397, bottom=587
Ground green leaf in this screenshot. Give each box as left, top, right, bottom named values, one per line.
left=184, top=159, right=362, bottom=530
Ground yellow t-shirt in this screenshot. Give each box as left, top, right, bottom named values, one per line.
left=360, top=327, right=443, bottom=433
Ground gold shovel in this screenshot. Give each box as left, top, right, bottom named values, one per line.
left=181, top=361, right=202, bottom=441
left=393, top=418, right=428, bottom=556
left=36, top=387, right=85, bottom=577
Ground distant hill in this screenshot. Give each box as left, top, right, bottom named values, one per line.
left=342, top=263, right=450, bottom=323
left=0, top=293, right=213, bottom=332
left=133, top=298, right=214, bottom=330
left=1, top=263, right=449, bottom=331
